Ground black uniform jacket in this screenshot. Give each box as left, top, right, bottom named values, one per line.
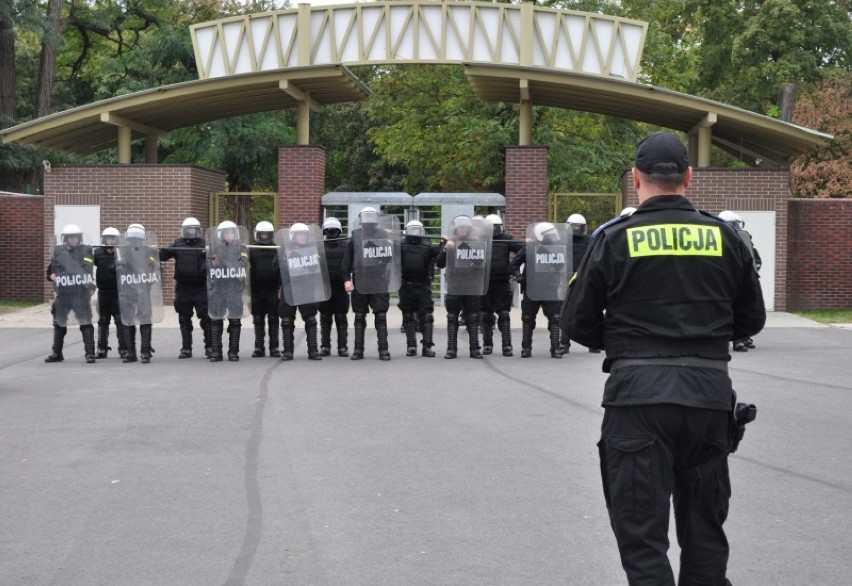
left=562, top=195, right=766, bottom=410
left=323, top=238, right=348, bottom=284
left=93, top=247, right=118, bottom=292
left=249, top=242, right=279, bottom=289
left=489, top=232, right=523, bottom=280
left=160, top=238, right=207, bottom=286
left=401, top=237, right=439, bottom=282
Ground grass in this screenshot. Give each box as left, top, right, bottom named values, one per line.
left=0, top=300, right=43, bottom=314
left=793, top=309, right=852, bottom=324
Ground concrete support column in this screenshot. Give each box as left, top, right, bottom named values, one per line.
left=504, top=145, right=548, bottom=238
left=296, top=100, right=310, bottom=145
left=519, top=100, right=533, bottom=146
left=697, top=126, right=712, bottom=167
left=117, top=126, right=132, bottom=164
left=278, top=145, right=326, bottom=226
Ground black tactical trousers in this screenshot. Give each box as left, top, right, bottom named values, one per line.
left=598, top=404, right=732, bottom=586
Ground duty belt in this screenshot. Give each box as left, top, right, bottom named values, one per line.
left=610, top=357, right=728, bottom=373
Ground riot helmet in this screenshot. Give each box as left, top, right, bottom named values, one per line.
left=485, top=213, right=503, bottom=237
left=322, top=217, right=342, bottom=239
left=289, top=222, right=310, bottom=245
left=620, top=206, right=637, bottom=217
left=405, top=220, right=425, bottom=237
left=217, top=220, right=239, bottom=242
left=101, top=227, right=120, bottom=246
left=452, top=215, right=473, bottom=238
left=534, top=222, right=559, bottom=243
left=126, top=223, right=146, bottom=241
left=718, top=210, right=745, bottom=229
left=181, top=217, right=202, bottom=240
left=472, top=215, right=485, bottom=221
left=61, top=224, right=83, bottom=246
left=566, top=213, right=587, bottom=236
left=254, top=220, right=274, bottom=243
left=359, top=206, right=379, bottom=226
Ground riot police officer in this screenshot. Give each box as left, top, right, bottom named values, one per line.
left=249, top=221, right=280, bottom=358
left=159, top=217, right=210, bottom=358
left=207, top=220, right=248, bottom=362
left=510, top=222, right=567, bottom=358
left=318, top=217, right=350, bottom=357
left=719, top=210, right=763, bottom=352
left=341, top=207, right=395, bottom=361
left=399, top=220, right=439, bottom=357
left=118, top=224, right=160, bottom=364
left=560, top=213, right=592, bottom=354
left=563, top=132, right=766, bottom=585
left=45, top=224, right=96, bottom=363
left=93, top=227, right=126, bottom=359
left=481, top=214, right=522, bottom=356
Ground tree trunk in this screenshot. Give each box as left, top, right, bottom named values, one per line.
left=0, top=0, right=16, bottom=126
left=779, top=83, right=797, bottom=123
left=34, top=0, right=63, bottom=118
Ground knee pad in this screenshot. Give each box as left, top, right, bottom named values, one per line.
left=423, top=312, right=434, bottom=324
left=447, top=314, right=459, bottom=327
left=281, top=317, right=294, bottom=328
left=304, top=314, right=317, bottom=326
left=354, top=312, right=367, bottom=326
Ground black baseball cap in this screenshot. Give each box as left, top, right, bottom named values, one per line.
left=634, top=132, right=689, bottom=175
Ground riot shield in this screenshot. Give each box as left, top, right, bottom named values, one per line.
left=276, top=225, right=331, bottom=306
left=352, top=215, right=401, bottom=295
left=48, top=237, right=96, bottom=327
left=116, top=231, right=164, bottom=326
left=206, top=225, right=251, bottom=320
left=444, top=217, right=492, bottom=296
left=525, top=223, right=571, bottom=302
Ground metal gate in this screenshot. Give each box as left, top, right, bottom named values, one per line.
left=209, top=191, right=277, bottom=231
left=549, top=192, right=622, bottom=231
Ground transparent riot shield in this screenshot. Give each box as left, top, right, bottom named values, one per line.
left=206, top=225, right=251, bottom=320
left=352, top=215, right=401, bottom=295
left=525, top=223, right=571, bottom=301
left=116, top=231, right=164, bottom=326
left=276, top=225, right=331, bottom=306
left=444, top=217, right=492, bottom=296
left=48, top=236, right=96, bottom=327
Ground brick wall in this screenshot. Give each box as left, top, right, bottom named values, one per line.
left=44, top=165, right=226, bottom=303
left=0, top=193, right=45, bottom=300
left=504, top=146, right=549, bottom=239
left=623, top=168, right=791, bottom=310
left=278, top=145, right=326, bottom=227
left=787, top=199, right=852, bottom=310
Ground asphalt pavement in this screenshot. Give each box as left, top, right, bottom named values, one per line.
left=0, top=308, right=850, bottom=585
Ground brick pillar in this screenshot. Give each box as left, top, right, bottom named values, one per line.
left=504, top=146, right=548, bottom=238
left=278, top=145, right=326, bottom=227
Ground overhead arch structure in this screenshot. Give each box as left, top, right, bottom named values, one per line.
left=1, top=1, right=831, bottom=165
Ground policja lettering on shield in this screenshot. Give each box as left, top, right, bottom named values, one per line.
left=363, top=243, right=393, bottom=259
left=119, top=272, right=160, bottom=286
left=456, top=247, right=485, bottom=261
left=55, top=273, right=96, bottom=287
left=209, top=266, right=247, bottom=279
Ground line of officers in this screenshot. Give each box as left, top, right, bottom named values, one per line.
left=43, top=208, right=594, bottom=364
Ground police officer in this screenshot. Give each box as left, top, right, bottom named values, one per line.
left=399, top=220, right=439, bottom=357
left=45, top=224, right=96, bottom=363
left=248, top=221, right=280, bottom=358
left=275, top=223, right=322, bottom=361
left=159, top=217, right=211, bottom=359
left=93, top=227, right=126, bottom=359
left=437, top=215, right=483, bottom=360
left=207, top=220, right=248, bottom=362
left=318, top=217, right=350, bottom=357
left=560, top=213, right=592, bottom=354
left=341, top=207, right=393, bottom=361
left=510, top=222, right=564, bottom=358
left=481, top=214, right=522, bottom=356
left=719, top=210, right=763, bottom=352
left=119, top=223, right=158, bottom=364
left=562, top=132, right=766, bottom=585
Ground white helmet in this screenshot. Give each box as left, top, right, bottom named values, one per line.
left=322, top=217, right=342, bottom=231
left=181, top=217, right=202, bottom=240
left=472, top=215, right=485, bottom=221
left=718, top=210, right=744, bottom=229
left=61, top=224, right=83, bottom=244
left=126, top=223, right=146, bottom=240
left=217, top=220, right=239, bottom=240
left=534, top=222, right=559, bottom=242
left=359, top=206, right=379, bottom=225
left=289, top=222, right=310, bottom=240
left=405, top=220, right=425, bottom=236
left=101, top=227, right=120, bottom=245
left=254, top=221, right=275, bottom=242
left=620, top=206, right=637, bottom=217
left=453, top=215, right=473, bottom=232
left=485, top=213, right=503, bottom=236
left=566, top=213, right=588, bottom=236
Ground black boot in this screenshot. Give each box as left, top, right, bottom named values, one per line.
left=96, top=321, right=111, bottom=359
left=178, top=315, right=193, bottom=359
left=140, top=324, right=154, bottom=363
left=421, top=315, right=436, bottom=357
left=445, top=315, right=459, bottom=359
left=548, top=319, right=562, bottom=359
left=319, top=313, right=332, bottom=357
left=81, top=324, right=96, bottom=363
left=481, top=312, right=494, bottom=355
left=335, top=313, right=349, bottom=357
left=115, top=318, right=127, bottom=359
left=123, top=325, right=138, bottom=363
left=520, top=318, right=534, bottom=358
left=227, top=319, right=241, bottom=361
left=306, top=316, right=322, bottom=360
left=498, top=312, right=513, bottom=357
left=280, top=318, right=295, bottom=361
left=209, top=321, right=223, bottom=362
left=403, top=312, right=417, bottom=356
left=468, top=315, right=482, bottom=359
left=559, top=332, right=570, bottom=355
left=252, top=316, right=266, bottom=357
left=45, top=325, right=67, bottom=363
left=201, top=317, right=213, bottom=359
left=375, top=311, right=391, bottom=361
left=268, top=314, right=281, bottom=357
left=351, top=313, right=366, bottom=360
